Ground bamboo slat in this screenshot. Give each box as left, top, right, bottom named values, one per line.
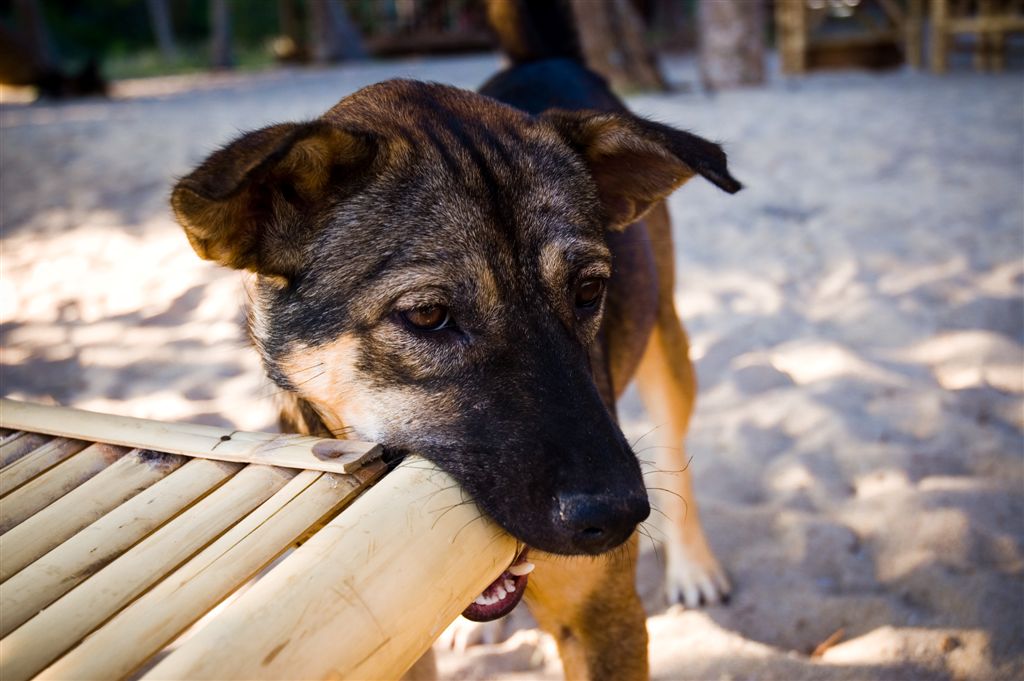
left=0, top=464, right=295, bottom=681
left=0, top=399, right=380, bottom=475
left=0, top=438, right=90, bottom=495
left=0, top=443, right=128, bottom=532
left=0, top=458, right=241, bottom=634
left=0, top=433, right=50, bottom=467
left=40, top=462, right=386, bottom=681
left=142, top=457, right=517, bottom=681
left=0, top=450, right=186, bottom=580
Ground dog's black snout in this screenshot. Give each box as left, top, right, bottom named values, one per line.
left=556, top=492, right=651, bottom=554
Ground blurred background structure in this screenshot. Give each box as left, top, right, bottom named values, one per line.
left=1, top=0, right=1023, bottom=98
left=1, top=2, right=1022, bottom=681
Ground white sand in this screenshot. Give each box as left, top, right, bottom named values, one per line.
left=2, top=54, right=1021, bottom=680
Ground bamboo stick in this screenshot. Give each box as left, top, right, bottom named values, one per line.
left=0, top=458, right=241, bottom=634
left=0, top=438, right=90, bottom=495
left=0, top=450, right=186, bottom=580
left=0, top=433, right=50, bottom=467
left=40, top=462, right=385, bottom=681
left=0, top=399, right=380, bottom=474
left=143, top=457, right=517, bottom=681
left=0, top=464, right=295, bottom=681
left=0, top=443, right=128, bottom=532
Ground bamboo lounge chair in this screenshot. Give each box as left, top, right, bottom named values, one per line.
left=0, top=398, right=516, bottom=680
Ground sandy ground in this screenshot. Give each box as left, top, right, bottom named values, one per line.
left=2, top=53, right=1022, bottom=680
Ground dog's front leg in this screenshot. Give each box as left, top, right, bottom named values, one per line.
left=525, top=536, right=648, bottom=681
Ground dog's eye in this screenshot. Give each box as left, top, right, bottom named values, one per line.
left=401, top=305, right=451, bottom=331
left=574, top=278, right=606, bottom=309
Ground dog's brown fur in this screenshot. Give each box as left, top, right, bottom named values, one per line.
left=172, top=6, right=739, bottom=678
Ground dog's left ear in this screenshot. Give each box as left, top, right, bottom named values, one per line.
left=542, top=110, right=742, bottom=230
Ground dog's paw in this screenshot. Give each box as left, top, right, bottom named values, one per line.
left=437, top=615, right=508, bottom=652
left=665, top=536, right=731, bottom=607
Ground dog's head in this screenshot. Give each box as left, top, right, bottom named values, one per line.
left=172, top=80, right=738, bottom=556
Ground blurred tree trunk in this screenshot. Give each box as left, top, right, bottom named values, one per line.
left=650, top=0, right=694, bottom=52
left=210, top=0, right=234, bottom=69
left=276, top=0, right=308, bottom=61
left=145, top=0, right=179, bottom=61
left=570, top=0, right=667, bottom=92
left=12, top=0, right=57, bottom=73
left=697, top=0, right=765, bottom=90
left=307, top=0, right=367, bottom=64
left=3, top=0, right=106, bottom=97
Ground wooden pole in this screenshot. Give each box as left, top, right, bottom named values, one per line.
left=0, top=465, right=294, bottom=680
left=0, top=449, right=186, bottom=580
left=0, top=432, right=50, bottom=467
left=0, top=443, right=127, bottom=532
left=0, top=399, right=380, bottom=475
left=930, top=0, right=949, bottom=73
left=0, top=438, right=90, bottom=495
left=142, top=457, right=518, bottom=681
left=0, top=458, right=242, bottom=636
left=38, top=464, right=384, bottom=681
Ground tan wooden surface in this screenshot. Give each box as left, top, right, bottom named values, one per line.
left=0, top=449, right=186, bottom=580
left=0, top=403, right=501, bottom=681
left=0, top=438, right=91, bottom=495
left=0, top=443, right=128, bottom=532
left=0, top=433, right=51, bottom=467
left=0, top=458, right=241, bottom=632
left=0, top=464, right=295, bottom=681
left=0, top=399, right=381, bottom=475
left=143, top=457, right=518, bottom=681
left=39, top=462, right=386, bottom=681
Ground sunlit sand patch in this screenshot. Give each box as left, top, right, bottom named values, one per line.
left=892, top=331, right=1024, bottom=393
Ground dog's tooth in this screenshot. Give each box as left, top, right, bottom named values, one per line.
left=508, top=562, right=535, bottom=576
left=504, top=578, right=516, bottom=593
left=475, top=593, right=497, bottom=606
left=496, top=584, right=507, bottom=600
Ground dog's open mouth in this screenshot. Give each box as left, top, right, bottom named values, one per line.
left=461, top=548, right=533, bottom=622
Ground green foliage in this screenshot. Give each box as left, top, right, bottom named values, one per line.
left=1, top=0, right=283, bottom=77
left=102, top=43, right=275, bottom=80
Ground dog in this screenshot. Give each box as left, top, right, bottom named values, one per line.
left=171, top=1, right=739, bottom=678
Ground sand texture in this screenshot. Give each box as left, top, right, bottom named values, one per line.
left=2, top=54, right=1022, bottom=680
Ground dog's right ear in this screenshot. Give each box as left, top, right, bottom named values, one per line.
left=172, top=121, right=375, bottom=278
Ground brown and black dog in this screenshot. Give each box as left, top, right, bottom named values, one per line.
left=171, top=1, right=739, bottom=678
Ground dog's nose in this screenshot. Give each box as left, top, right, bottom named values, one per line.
left=555, top=492, right=650, bottom=554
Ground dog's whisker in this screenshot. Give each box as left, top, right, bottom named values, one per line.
left=638, top=522, right=661, bottom=565
left=629, top=424, right=664, bottom=450
left=429, top=499, right=478, bottom=529
left=643, top=483, right=692, bottom=509
left=451, top=513, right=487, bottom=544
left=633, top=444, right=685, bottom=455
left=646, top=504, right=673, bottom=522
left=290, top=371, right=326, bottom=389
left=423, top=483, right=464, bottom=504
left=288, top=362, right=326, bottom=375
left=641, top=466, right=692, bottom=476
left=641, top=516, right=668, bottom=541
